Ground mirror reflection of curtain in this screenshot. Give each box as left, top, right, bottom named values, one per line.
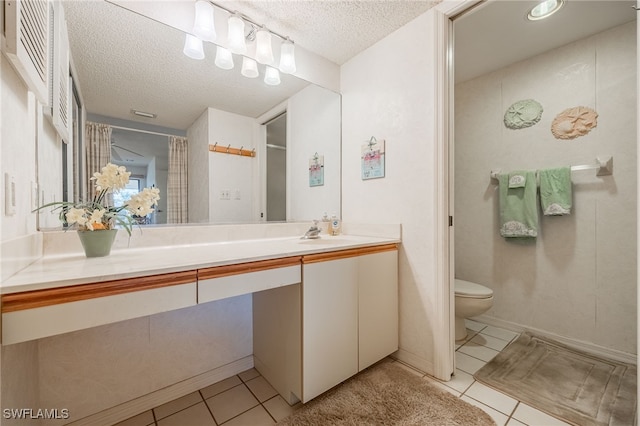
left=85, top=122, right=112, bottom=201
left=167, top=136, right=188, bottom=223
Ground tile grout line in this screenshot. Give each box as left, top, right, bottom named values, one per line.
left=131, top=323, right=532, bottom=426
left=198, top=389, right=219, bottom=425
left=240, top=373, right=283, bottom=423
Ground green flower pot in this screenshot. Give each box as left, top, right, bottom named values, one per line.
left=77, top=229, right=118, bottom=257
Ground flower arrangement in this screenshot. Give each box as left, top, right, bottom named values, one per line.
left=40, top=163, right=160, bottom=236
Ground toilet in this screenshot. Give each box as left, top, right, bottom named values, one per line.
left=454, top=279, right=494, bottom=341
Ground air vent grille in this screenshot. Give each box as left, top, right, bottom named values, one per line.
left=58, top=70, right=68, bottom=126
left=18, top=0, right=47, bottom=82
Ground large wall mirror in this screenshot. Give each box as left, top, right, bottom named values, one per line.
left=42, top=0, right=341, bottom=227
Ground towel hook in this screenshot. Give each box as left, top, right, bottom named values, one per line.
left=238, top=146, right=244, bottom=156
left=226, top=144, right=231, bottom=153
left=213, top=142, right=218, bottom=149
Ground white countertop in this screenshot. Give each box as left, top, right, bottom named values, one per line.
left=1, top=234, right=400, bottom=294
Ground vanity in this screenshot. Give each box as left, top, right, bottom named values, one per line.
left=1, top=223, right=399, bottom=410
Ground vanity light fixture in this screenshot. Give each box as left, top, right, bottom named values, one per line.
left=527, top=0, right=564, bottom=21
left=255, top=26, right=274, bottom=65
left=241, top=57, right=259, bottom=78
left=183, top=34, right=205, bottom=60
left=215, top=46, right=234, bottom=70
left=264, top=66, right=281, bottom=86
left=193, top=0, right=216, bottom=41
left=227, top=13, right=247, bottom=54
left=184, top=0, right=297, bottom=86
left=279, top=37, right=296, bottom=74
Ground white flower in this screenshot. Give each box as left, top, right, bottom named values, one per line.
left=66, top=207, right=88, bottom=226
left=91, top=163, right=131, bottom=192
left=86, top=209, right=106, bottom=230
left=39, top=163, right=161, bottom=236
left=126, top=187, right=160, bottom=217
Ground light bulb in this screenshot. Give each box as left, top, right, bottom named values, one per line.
left=255, top=26, right=274, bottom=65
left=183, top=34, right=204, bottom=60
left=241, top=57, right=259, bottom=78
left=228, top=13, right=247, bottom=55
left=193, top=0, right=216, bottom=42
left=527, top=0, right=564, bottom=20
left=264, top=66, right=280, bottom=86
left=215, top=46, right=234, bottom=70
left=279, top=38, right=296, bottom=74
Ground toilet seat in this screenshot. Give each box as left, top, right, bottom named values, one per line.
left=455, top=279, right=493, bottom=299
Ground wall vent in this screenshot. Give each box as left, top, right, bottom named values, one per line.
left=3, top=0, right=50, bottom=104
left=45, top=0, right=71, bottom=142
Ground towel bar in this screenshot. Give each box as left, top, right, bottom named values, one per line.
left=490, top=156, right=613, bottom=182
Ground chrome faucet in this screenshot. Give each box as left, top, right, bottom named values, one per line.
left=301, top=220, right=321, bottom=239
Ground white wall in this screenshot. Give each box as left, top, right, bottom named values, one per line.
left=187, top=109, right=210, bottom=223
left=341, top=10, right=442, bottom=375
left=1, top=57, right=39, bottom=239
left=455, top=22, right=637, bottom=355
left=36, top=108, right=65, bottom=229
left=207, top=108, right=259, bottom=224
left=288, top=85, right=341, bottom=221
left=2, top=295, right=252, bottom=425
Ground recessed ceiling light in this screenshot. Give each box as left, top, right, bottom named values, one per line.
left=527, top=0, right=564, bottom=21
left=130, top=109, right=157, bottom=119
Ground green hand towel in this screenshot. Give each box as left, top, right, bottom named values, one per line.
left=498, top=171, right=538, bottom=239
left=539, top=167, right=572, bottom=216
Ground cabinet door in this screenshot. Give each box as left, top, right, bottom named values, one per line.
left=302, top=257, right=358, bottom=402
left=358, top=249, right=398, bottom=371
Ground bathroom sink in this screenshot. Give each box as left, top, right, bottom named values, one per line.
left=298, top=238, right=348, bottom=245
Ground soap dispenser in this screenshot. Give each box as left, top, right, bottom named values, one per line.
left=321, top=212, right=330, bottom=234
left=330, top=214, right=341, bottom=236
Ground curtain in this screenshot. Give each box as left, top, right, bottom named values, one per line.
left=167, top=136, right=189, bottom=223
left=85, top=122, right=112, bottom=201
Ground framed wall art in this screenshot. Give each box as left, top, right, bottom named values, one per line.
left=361, top=137, right=385, bottom=180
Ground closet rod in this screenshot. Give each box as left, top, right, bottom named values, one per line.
left=108, top=124, right=184, bottom=138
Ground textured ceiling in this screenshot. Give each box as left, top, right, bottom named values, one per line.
left=455, top=0, right=636, bottom=83
left=221, top=0, right=441, bottom=65
left=63, top=0, right=441, bottom=132
left=65, top=0, right=634, bottom=135
left=64, top=1, right=310, bottom=130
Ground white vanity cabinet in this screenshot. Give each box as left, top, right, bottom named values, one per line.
left=254, top=244, right=398, bottom=404
left=301, top=253, right=360, bottom=402
left=358, top=248, right=399, bottom=371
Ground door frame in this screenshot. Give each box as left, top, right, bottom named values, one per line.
left=431, top=0, right=483, bottom=380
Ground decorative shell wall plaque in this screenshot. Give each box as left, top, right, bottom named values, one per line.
left=551, top=106, right=598, bottom=140
left=504, top=99, right=543, bottom=130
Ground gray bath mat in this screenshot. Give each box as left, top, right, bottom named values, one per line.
left=474, top=332, right=637, bottom=426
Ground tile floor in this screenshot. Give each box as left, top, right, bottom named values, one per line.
left=116, top=319, right=573, bottom=426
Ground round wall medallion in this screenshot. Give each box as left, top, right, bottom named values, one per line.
left=504, top=99, right=544, bottom=130
left=551, top=106, right=598, bottom=140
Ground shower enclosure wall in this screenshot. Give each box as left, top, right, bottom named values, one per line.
left=454, top=21, right=637, bottom=356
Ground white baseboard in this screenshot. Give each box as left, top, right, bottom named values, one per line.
left=475, top=315, right=637, bottom=365
left=67, top=356, right=254, bottom=426
left=393, top=349, right=437, bottom=378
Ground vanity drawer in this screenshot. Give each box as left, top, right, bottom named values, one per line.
left=198, top=257, right=302, bottom=304
left=2, top=271, right=197, bottom=344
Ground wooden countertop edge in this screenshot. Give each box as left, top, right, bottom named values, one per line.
left=2, top=243, right=399, bottom=313
left=301, top=243, right=398, bottom=264
left=2, top=270, right=198, bottom=313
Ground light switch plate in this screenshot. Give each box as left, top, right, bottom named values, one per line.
left=5, top=173, right=16, bottom=216
left=31, top=181, right=39, bottom=211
